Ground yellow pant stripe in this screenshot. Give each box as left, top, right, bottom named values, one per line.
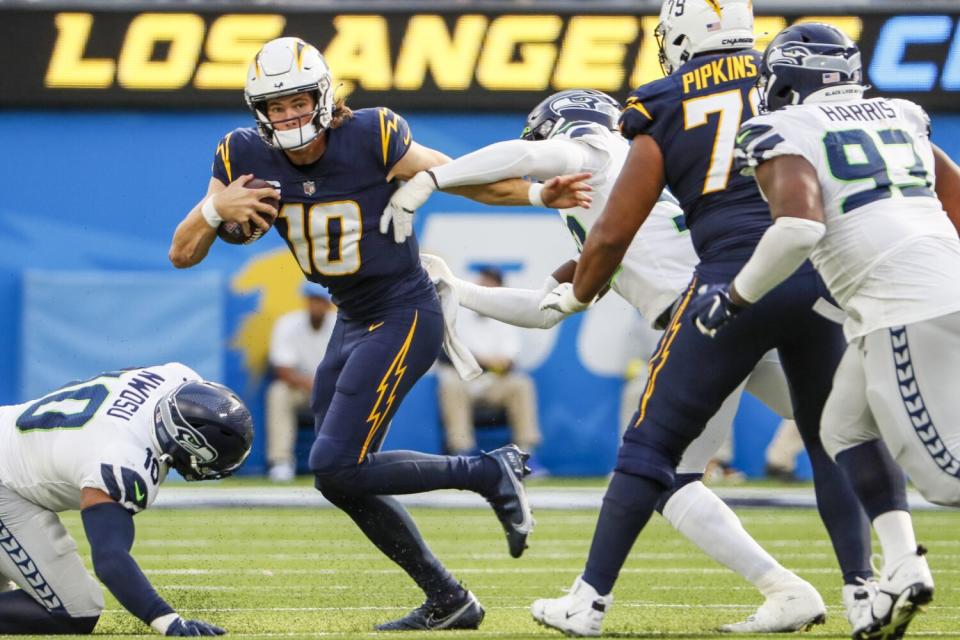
left=358, top=311, right=419, bottom=462
left=635, top=277, right=698, bottom=427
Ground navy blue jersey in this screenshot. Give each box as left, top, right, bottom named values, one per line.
left=212, top=107, right=434, bottom=318
left=619, top=51, right=772, bottom=274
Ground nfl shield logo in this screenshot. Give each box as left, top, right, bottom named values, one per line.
left=303, top=181, right=316, bottom=196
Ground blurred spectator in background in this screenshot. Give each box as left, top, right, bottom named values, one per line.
left=437, top=267, right=542, bottom=463
left=765, top=419, right=804, bottom=482
left=266, top=281, right=336, bottom=482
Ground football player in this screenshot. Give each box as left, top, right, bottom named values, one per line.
left=696, top=23, right=960, bottom=639
left=168, top=37, right=585, bottom=631
left=384, top=88, right=824, bottom=632
left=0, top=363, right=253, bottom=635
left=524, top=1, right=877, bottom=635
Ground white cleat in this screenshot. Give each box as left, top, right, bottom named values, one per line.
left=531, top=576, right=612, bottom=637
left=852, top=546, right=934, bottom=640
left=844, top=579, right=880, bottom=633
left=719, top=579, right=826, bottom=633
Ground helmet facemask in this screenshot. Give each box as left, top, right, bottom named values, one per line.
left=245, top=37, right=336, bottom=151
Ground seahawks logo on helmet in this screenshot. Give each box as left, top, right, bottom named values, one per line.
left=522, top=89, right=621, bottom=142
left=152, top=382, right=254, bottom=482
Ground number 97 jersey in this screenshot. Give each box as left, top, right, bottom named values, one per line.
left=735, top=97, right=960, bottom=338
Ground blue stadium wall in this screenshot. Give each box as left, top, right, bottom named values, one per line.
left=4, top=110, right=960, bottom=477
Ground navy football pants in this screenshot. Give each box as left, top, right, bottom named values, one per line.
left=616, top=268, right=871, bottom=584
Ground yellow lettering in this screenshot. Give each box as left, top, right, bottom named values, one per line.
left=394, top=15, right=487, bottom=90
left=730, top=55, right=746, bottom=81
left=46, top=13, right=115, bottom=88
left=117, top=13, right=204, bottom=89
left=324, top=16, right=392, bottom=90
left=754, top=17, right=787, bottom=51
left=699, top=65, right=712, bottom=87
left=682, top=71, right=696, bottom=93
left=476, top=15, right=562, bottom=91
left=793, top=16, right=863, bottom=43
left=194, top=14, right=285, bottom=89
left=629, top=17, right=664, bottom=89
left=710, top=59, right=727, bottom=83
left=744, top=56, right=757, bottom=77
left=553, top=16, right=637, bottom=90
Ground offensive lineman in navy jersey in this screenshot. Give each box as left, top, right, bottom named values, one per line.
left=532, top=1, right=874, bottom=635
left=168, top=37, right=585, bottom=631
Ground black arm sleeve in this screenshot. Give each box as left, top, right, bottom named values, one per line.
left=81, top=502, right=174, bottom=625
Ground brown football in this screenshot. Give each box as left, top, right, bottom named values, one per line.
left=216, top=178, right=280, bottom=245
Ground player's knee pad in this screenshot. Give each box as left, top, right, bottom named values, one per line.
left=615, top=430, right=677, bottom=489
left=917, top=478, right=960, bottom=508
left=307, top=434, right=354, bottom=476
left=654, top=473, right=703, bottom=514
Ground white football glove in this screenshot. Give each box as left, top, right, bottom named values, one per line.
left=380, top=171, right=437, bottom=243
left=539, top=282, right=592, bottom=314
left=420, top=253, right=455, bottom=283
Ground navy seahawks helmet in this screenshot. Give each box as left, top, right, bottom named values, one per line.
left=153, top=381, right=254, bottom=481
left=521, top=89, right=620, bottom=141
left=758, top=23, right=864, bottom=113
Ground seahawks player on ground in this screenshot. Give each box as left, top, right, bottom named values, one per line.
left=0, top=363, right=253, bottom=635
left=695, top=23, right=960, bottom=639
left=384, top=88, right=825, bottom=633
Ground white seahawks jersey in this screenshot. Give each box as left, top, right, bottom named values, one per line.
left=0, top=363, right=200, bottom=513
left=736, top=97, right=960, bottom=338
left=557, top=127, right=698, bottom=325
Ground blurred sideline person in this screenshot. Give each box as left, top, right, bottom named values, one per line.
left=266, top=281, right=336, bottom=482
left=438, top=267, right=541, bottom=458
left=387, top=88, right=828, bottom=632
left=168, top=37, right=585, bottom=631
left=765, top=420, right=804, bottom=482
left=525, top=0, right=876, bottom=635
left=0, top=364, right=253, bottom=636
left=695, top=22, right=960, bottom=638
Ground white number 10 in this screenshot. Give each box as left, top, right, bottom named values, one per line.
left=279, top=201, right=363, bottom=276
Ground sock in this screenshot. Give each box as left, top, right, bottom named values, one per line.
left=318, top=485, right=461, bottom=601
left=319, top=450, right=501, bottom=496
left=582, top=471, right=665, bottom=595
left=873, top=511, right=918, bottom=569
left=662, top=481, right=789, bottom=594
left=835, top=440, right=909, bottom=519
left=0, top=590, right=98, bottom=634
left=805, top=438, right=873, bottom=585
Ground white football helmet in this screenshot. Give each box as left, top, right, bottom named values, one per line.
left=656, top=0, right=755, bottom=75
left=244, top=37, right=334, bottom=151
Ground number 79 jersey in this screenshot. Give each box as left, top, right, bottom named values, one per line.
left=735, top=97, right=960, bottom=338
left=619, top=50, right=772, bottom=275
left=0, top=363, right=200, bottom=513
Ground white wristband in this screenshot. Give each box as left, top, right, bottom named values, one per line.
left=150, top=613, right=180, bottom=635
left=200, top=197, right=223, bottom=228
left=528, top=182, right=546, bottom=208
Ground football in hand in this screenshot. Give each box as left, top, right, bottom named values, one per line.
left=216, top=178, right=280, bottom=245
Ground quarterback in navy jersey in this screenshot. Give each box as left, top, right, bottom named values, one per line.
left=533, top=1, right=873, bottom=636
left=169, top=37, right=543, bottom=631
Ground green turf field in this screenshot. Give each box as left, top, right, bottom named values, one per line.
left=42, top=504, right=958, bottom=639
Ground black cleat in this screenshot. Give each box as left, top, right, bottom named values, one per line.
left=375, top=590, right=485, bottom=631
left=484, top=444, right=534, bottom=558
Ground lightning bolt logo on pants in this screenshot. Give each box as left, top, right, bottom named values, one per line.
left=635, top=278, right=698, bottom=427
left=359, top=311, right=418, bottom=461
